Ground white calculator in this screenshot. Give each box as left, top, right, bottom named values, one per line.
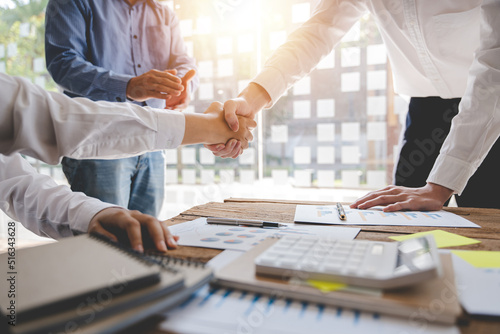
left=254, top=235, right=441, bottom=289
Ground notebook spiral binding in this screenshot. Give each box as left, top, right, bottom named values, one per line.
left=144, top=251, right=207, bottom=270
left=89, top=233, right=205, bottom=274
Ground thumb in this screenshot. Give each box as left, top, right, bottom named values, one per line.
left=223, top=99, right=241, bottom=132
left=182, top=69, right=196, bottom=86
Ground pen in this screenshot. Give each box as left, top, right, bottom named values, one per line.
left=206, top=217, right=287, bottom=228
left=336, top=202, right=347, bottom=220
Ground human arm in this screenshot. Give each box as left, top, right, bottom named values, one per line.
left=0, top=154, right=177, bottom=252
left=0, top=74, right=185, bottom=164
left=45, top=0, right=132, bottom=102
left=207, top=0, right=366, bottom=157
left=182, top=102, right=256, bottom=147
left=1, top=74, right=254, bottom=163
left=351, top=0, right=500, bottom=212
left=350, top=183, right=453, bottom=212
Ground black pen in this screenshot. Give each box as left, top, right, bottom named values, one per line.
left=206, top=217, right=287, bottom=228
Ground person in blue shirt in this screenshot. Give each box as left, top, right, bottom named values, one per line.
left=45, top=0, right=199, bottom=217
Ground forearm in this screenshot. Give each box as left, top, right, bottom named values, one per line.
left=47, top=56, right=132, bottom=101
left=0, top=154, right=113, bottom=238
left=427, top=0, right=500, bottom=194
left=182, top=102, right=255, bottom=146
left=45, top=0, right=131, bottom=101
left=252, top=0, right=366, bottom=106
left=0, top=74, right=185, bottom=164
left=182, top=113, right=221, bottom=145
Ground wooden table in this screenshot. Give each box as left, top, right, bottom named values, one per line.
left=150, top=198, right=500, bottom=334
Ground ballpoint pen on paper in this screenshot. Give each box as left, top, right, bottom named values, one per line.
left=336, top=202, right=347, bottom=221
left=206, top=217, right=287, bottom=228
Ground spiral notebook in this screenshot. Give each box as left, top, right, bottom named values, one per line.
left=1, top=234, right=213, bottom=334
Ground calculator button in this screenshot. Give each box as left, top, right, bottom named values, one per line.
left=371, top=244, right=384, bottom=255
left=279, top=259, right=297, bottom=268
left=324, top=263, right=342, bottom=272
left=257, top=257, right=278, bottom=266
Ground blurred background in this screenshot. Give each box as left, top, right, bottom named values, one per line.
left=0, top=0, right=408, bottom=243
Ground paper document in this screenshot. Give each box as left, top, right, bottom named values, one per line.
left=160, top=286, right=459, bottom=334
left=451, top=254, right=500, bottom=316
left=294, top=205, right=480, bottom=228
left=169, top=218, right=360, bottom=251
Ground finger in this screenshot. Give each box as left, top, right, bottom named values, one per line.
left=350, top=186, right=396, bottom=208
left=160, top=222, right=178, bottom=249
left=350, top=191, right=383, bottom=208
left=214, top=139, right=238, bottom=157
left=241, top=137, right=249, bottom=150
left=247, top=118, right=257, bottom=129
left=357, top=194, right=406, bottom=210
left=149, top=80, right=183, bottom=94
left=231, top=141, right=242, bottom=159
left=138, top=85, right=181, bottom=98
left=246, top=131, right=254, bottom=143
left=152, top=69, right=181, bottom=83
left=384, top=201, right=410, bottom=212
left=204, top=144, right=226, bottom=152
left=165, top=69, right=178, bottom=76
left=136, top=213, right=167, bottom=252
left=223, top=100, right=240, bottom=132
left=181, top=69, right=196, bottom=85
left=89, top=224, right=118, bottom=242
left=123, top=217, right=144, bottom=253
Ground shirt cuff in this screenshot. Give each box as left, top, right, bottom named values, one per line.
left=70, top=198, right=116, bottom=234
left=426, top=153, right=477, bottom=195
left=156, top=109, right=186, bottom=149
left=251, top=66, right=289, bottom=108
left=107, top=73, right=134, bottom=102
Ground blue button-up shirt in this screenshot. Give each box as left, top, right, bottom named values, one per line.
left=45, top=0, right=198, bottom=109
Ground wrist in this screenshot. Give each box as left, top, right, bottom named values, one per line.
left=240, top=83, right=271, bottom=113
left=126, top=78, right=135, bottom=100
left=426, top=182, right=454, bottom=202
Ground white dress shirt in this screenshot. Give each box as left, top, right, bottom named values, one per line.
left=252, top=0, right=500, bottom=194
left=0, top=74, right=186, bottom=238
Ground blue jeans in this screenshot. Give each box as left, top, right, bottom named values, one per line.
left=62, top=152, right=165, bottom=216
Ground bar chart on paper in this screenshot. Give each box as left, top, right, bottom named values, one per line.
left=294, top=205, right=480, bottom=228
left=160, top=286, right=459, bottom=334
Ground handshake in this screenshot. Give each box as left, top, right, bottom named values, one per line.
left=201, top=83, right=271, bottom=159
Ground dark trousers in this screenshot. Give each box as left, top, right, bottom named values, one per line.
left=395, top=97, right=500, bottom=209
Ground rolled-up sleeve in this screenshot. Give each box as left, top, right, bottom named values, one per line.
left=427, top=0, right=500, bottom=194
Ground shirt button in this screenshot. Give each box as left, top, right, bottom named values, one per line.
left=133, top=35, right=138, bottom=39
left=137, top=64, right=142, bottom=68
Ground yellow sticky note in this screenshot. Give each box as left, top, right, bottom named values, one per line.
left=389, top=229, right=480, bottom=248
left=307, top=280, right=347, bottom=293
left=451, top=250, right=500, bottom=268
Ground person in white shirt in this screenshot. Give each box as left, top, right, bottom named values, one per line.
left=208, top=0, right=500, bottom=211
left=1, top=73, right=255, bottom=251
